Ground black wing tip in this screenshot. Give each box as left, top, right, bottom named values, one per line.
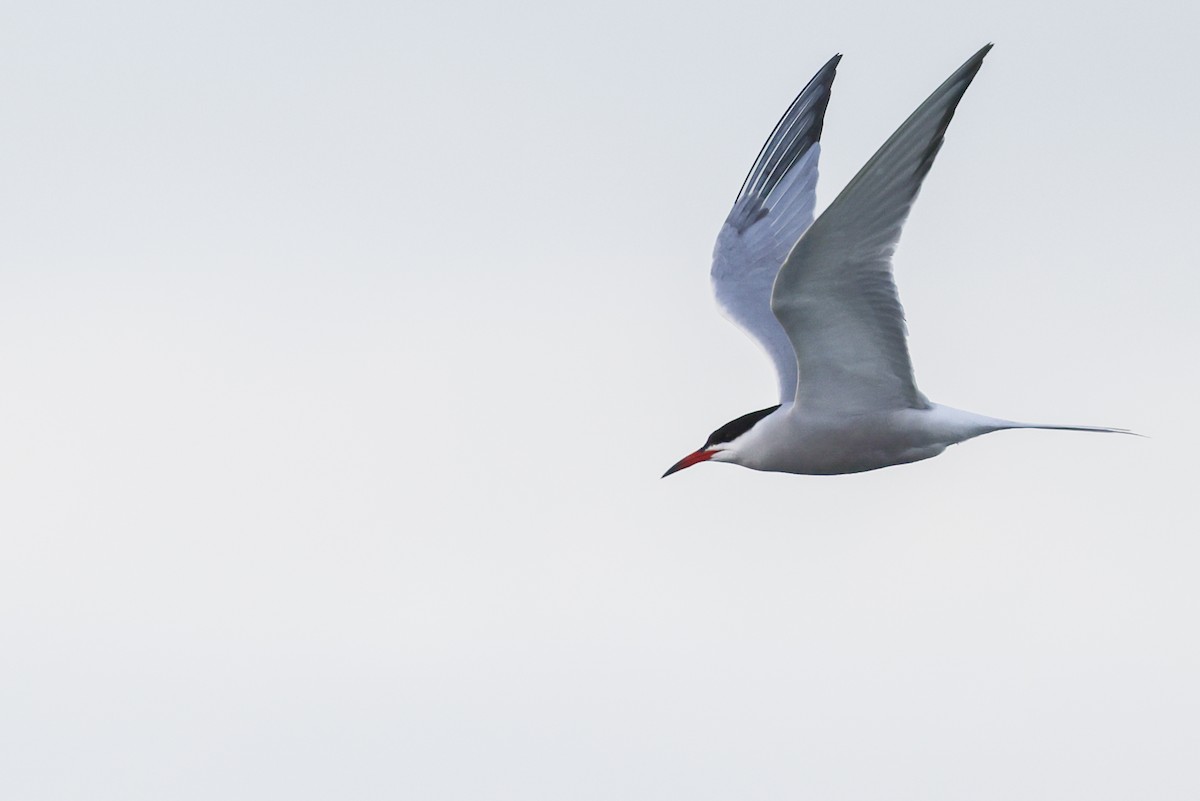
left=937, top=44, right=993, bottom=99
left=734, top=53, right=841, bottom=204
left=804, top=52, right=841, bottom=139
left=731, top=45, right=990, bottom=212
left=910, top=43, right=996, bottom=178
left=962, top=43, right=995, bottom=76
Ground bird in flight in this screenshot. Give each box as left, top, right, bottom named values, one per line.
left=664, top=45, right=1130, bottom=478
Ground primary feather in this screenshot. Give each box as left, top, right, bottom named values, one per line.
left=711, top=54, right=840, bottom=402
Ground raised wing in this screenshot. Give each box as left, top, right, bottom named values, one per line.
left=711, top=55, right=840, bottom=403
left=771, top=44, right=992, bottom=415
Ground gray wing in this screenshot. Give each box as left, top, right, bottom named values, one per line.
left=771, top=44, right=992, bottom=414
left=711, top=55, right=840, bottom=403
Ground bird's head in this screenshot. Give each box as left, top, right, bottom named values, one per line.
left=662, top=404, right=781, bottom=477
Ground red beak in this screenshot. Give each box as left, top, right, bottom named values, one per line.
left=662, top=448, right=715, bottom=478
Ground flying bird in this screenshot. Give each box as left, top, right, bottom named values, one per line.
left=664, top=45, right=1130, bottom=478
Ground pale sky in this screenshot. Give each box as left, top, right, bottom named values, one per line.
left=2, top=1, right=1198, bottom=799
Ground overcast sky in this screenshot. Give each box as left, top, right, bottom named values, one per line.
left=2, top=1, right=1198, bottom=799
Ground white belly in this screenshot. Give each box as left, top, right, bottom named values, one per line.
left=731, top=403, right=1007, bottom=475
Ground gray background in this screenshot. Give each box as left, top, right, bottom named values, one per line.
left=2, top=1, right=1197, bottom=799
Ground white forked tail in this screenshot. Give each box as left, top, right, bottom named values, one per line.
left=927, top=406, right=1140, bottom=442
left=999, top=421, right=1141, bottom=437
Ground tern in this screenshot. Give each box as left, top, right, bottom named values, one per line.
left=664, top=45, right=1130, bottom=478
